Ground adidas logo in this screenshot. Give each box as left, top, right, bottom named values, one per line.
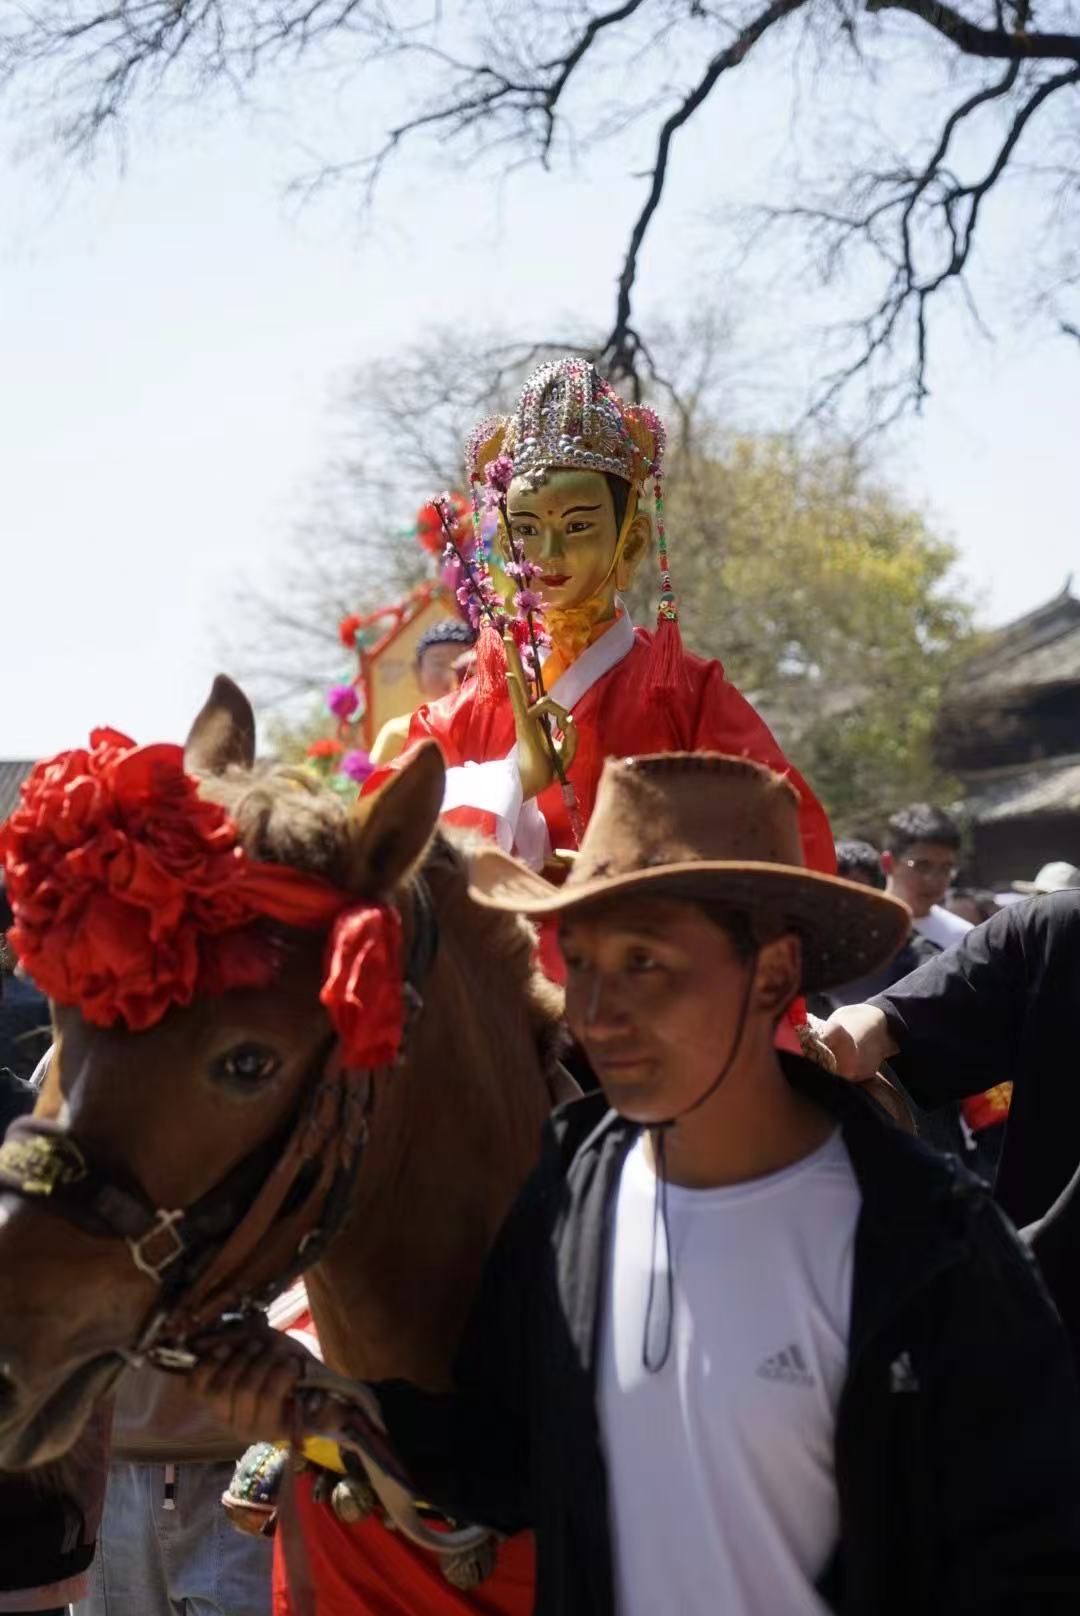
left=756, top=1343, right=815, bottom=1388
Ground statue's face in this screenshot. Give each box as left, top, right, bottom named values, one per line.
left=505, top=468, right=622, bottom=614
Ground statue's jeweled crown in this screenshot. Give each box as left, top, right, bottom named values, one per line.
left=466, top=357, right=665, bottom=494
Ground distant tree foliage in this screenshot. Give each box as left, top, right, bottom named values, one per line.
left=649, top=431, right=976, bottom=820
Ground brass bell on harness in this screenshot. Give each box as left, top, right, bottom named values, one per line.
left=330, top=1473, right=377, bottom=1524
left=441, top=1537, right=498, bottom=1590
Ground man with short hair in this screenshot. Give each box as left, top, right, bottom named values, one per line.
left=369, top=618, right=478, bottom=766
left=883, top=803, right=971, bottom=951
left=193, top=754, right=1080, bottom=1616
left=833, top=839, right=885, bottom=890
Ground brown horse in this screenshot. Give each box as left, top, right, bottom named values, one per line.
left=0, top=678, right=561, bottom=1588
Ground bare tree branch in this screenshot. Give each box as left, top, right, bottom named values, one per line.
left=4, top=0, right=1079, bottom=422
left=601, top=0, right=811, bottom=386
left=865, top=0, right=1080, bottom=62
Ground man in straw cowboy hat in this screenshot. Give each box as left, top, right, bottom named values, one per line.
left=193, top=754, right=1080, bottom=1615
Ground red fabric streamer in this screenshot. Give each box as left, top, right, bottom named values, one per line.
left=0, top=729, right=407, bottom=1067
left=320, top=905, right=404, bottom=1070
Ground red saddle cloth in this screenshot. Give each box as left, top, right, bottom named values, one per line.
left=273, top=1469, right=535, bottom=1616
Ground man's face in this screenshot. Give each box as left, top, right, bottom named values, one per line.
left=884, top=840, right=958, bottom=918
left=560, top=895, right=794, bottom=1125
left=506, top=468, right=621, bottom=613
left=416, top=640, right=464, bottom=700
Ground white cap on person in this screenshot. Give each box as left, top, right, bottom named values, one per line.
left=1012, top=861, right=1080, bottom=895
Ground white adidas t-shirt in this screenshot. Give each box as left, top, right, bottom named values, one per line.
left=598, top=1130, right=862, bottom=1616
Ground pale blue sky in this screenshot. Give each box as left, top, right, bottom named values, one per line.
left=2, top=33, right=1076, bottom=757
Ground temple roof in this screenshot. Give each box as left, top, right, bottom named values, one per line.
left=947, top=583, right=1080, bottom=704
left=961, top=753, right=1080, bottom=824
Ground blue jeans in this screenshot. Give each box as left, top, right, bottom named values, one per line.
left=76, top=1462, right=272, bottom=1616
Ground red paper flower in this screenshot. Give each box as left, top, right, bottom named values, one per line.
left=416, top=492, right=470, bottom=555
left=0, top=729, right=407, bottom=1067
left=339, top=614, right=363, bottom=649
left=0, top=731, right=272, bottom=1031
left=306, top=737, right=344, bottom=761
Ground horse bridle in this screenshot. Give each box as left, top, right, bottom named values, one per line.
left=0, top=877, right=440, bottom=1368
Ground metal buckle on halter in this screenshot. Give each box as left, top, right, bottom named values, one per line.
left=128, top=1208, right=187, bottom=1280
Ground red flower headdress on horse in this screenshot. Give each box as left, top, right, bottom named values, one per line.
left=0, top=730, right=405, bottom=1067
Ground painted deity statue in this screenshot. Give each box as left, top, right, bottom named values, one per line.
left=367, top=358, right=833, bottom=879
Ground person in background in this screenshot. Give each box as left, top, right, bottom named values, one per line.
left=1012, top=860, right=1080, bottom=898
left=876, top=805, right=1016, bottom=1173
left=0, top=1069, right=109, bottom=1616
left=832, top=840, right=884, bottom=892
left=882, top=804, right=971, bottom=951
left=812, top=840, right=969, bottom=1161
left=0, top=890, right=50, bottom=1081
left=946, top=889, right=1000, bottom=927
left=368, top=618, right=478, bottom=767
left=812, top=840, right=938, bottom=1007
left=76, top=1368, right=273, bottom=1616
left=818, top=888, right=1080, bottom=1352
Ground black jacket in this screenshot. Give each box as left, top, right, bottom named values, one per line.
left=378, top=1057, right=1080, bottom=1615
left=873, top=891, right=1080, bottom=1228
left=0, top=1068, right=104, bottom=1595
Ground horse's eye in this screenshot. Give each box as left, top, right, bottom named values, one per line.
left=210, top=1043, right=282, bottom=1089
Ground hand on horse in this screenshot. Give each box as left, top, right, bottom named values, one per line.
left=818, top=1003, right=898, bottom=1081
left=188, top=1325, right=315, bottom=1445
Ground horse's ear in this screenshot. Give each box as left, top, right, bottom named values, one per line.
left=183, top=675, right=257, bottom=775
left=345, top=741, right=445, bottom=895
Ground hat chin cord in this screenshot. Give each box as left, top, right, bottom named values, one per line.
left=642, top=953, right=759, bottom=1374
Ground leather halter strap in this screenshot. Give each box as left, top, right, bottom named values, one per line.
left=0, top=877, right=440, bottom=1363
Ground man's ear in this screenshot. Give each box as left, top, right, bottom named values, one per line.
left=755, top=935, right=802, bottom=1018
left=880, top=850, right=894, bottom=877
left=616, top=510, right=652, bottom=592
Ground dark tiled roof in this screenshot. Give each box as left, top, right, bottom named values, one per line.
left=961, top=754, right=1080, bottom=824
left=0, top=761, right=35, bottom=826
left=950, top=589, right=1080, bottom=701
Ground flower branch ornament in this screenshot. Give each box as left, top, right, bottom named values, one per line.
left=432, top=486, right=584, bottom=847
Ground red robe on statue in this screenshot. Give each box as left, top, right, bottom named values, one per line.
left=367, top=612, right=834, bottom=879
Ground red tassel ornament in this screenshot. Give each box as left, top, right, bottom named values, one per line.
left=474, top=620, right=509, bottom=707
left=644, top=471, right=687, bottom=702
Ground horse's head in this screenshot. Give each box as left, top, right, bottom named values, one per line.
left=0, top=677, right=448, bottom=1469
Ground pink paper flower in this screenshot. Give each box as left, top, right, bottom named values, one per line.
left=485, top=454, right=515, bottom=494
left=341, top=749, right=375, bottom=784
left=327, top=684, right=360, bottom=720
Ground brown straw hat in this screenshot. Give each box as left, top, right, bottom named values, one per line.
left=469, top=753, right=911, bottom=992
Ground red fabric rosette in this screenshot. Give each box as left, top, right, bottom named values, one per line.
left=0, top=729, right=407, bottom=1069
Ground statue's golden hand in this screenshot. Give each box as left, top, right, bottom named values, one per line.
left=504, top=636, right=579, bottom=801
left=520, top=696, right=578, bottom=800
